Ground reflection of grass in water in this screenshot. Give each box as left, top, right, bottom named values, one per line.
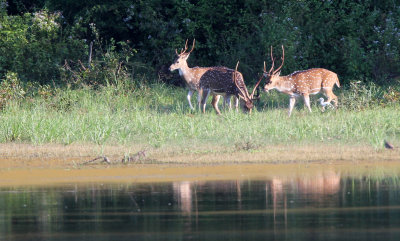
left=344, top=167, right=400, bottom=202
left=0, top=83, right=398, bottom=151
left=346, top=172, right=400, bottom=202
left=364, top=170, right=400, bottom=183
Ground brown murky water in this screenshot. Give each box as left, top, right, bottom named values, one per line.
left=1, top=162, right=400, bottom=240
left=1, top=170, right=400, bottom=241
left=1, top=144, right=400, bottom=240
left=1, top=161, right=400, bottom=186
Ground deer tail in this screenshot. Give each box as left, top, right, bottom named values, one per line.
left=335, top=74, right=341, bottom=88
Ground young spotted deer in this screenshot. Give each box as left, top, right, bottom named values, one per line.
left=199, top=61, right=263, bottom=114
left=262, top=45, right=340, bottom=117
left=169, top=39, right=238, bottom=112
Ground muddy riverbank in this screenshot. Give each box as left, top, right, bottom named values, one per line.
left=0, top=143, right=399, bottom=186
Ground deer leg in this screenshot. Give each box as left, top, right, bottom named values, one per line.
left=197, top=88, right=203, bottom=111
left=288, top=96, right=296, bottom=117
left=224, top=94, right=232, bottom=110
left=187, top=90, right=195, bottom=110
left=223, top=94, right=232, bottom=110
left=303, top=94, right=312, bottom=113
left=234, top=96, right=239, bottom=112
left=331, top=94, right=338, bottom=108
left=201, top=89, right=210, bottom=113
left=324, top=89, right=338, bottom=108
left=222, top=95, right=228, bottom=110
left=212, top=95, right=222, bottom=115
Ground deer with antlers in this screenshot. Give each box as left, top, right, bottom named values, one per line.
left=169, top=39, right=238, bottom=112
left=263, top=45, right=340, bottom=117
left=198, top=61, right=262, bottom=114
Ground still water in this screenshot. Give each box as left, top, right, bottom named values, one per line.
left=1, top=172, right=400, bottom=241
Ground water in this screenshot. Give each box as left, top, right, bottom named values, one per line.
left=1, top=172, right=400, bottom=241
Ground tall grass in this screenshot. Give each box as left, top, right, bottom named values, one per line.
left=0, top=82, right=399, bottom=150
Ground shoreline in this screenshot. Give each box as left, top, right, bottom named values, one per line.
left=0, top=143, right=399, bottom=186
left=1, top=161, right=400, bottom=187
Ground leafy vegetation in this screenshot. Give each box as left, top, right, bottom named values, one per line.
left=1, top=0, right=399, bottom=86
left=0, top=0, right=398, bottom=150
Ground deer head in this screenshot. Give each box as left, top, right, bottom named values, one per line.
left=263, top=45, right=285, bottom=92
left=233, top=61, right=263, bottom=113
left=169, top=39, right=196, bottom=72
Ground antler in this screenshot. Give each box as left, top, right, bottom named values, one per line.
left=250, top=72, right=264, bottom=99
left=175, top=39, right=195, bottom=56
left=273, top=45, right=285, bottom=75
left=175, top=39, right=187, bottom=55
left=266, top=45, right=285, bottom=75
left=268, top=46, right=275, bottom=74
left=187, top=39, right=195, bottom=54
left=233, top=61, right=249, bottom=100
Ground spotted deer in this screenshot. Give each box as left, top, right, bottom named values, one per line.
left=199, top=61, right=263, bottom=114
left=169, top=39, right=238, bottom=112
left=263, top=45, right=340, bottom=117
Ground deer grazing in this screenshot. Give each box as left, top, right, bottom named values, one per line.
left=263, top=45, right=340, bottom=117
left=198, top=61, right=262, bottom=114
left=169, top=39, right=238, bottom=112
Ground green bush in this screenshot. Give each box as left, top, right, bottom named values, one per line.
left=62, top=38, right=137, bottom=89
left=0, top=71, right=25, bottom=109
left=1, top=0, right=400, bottom=86
left=0, top=7, right=86, bottom=84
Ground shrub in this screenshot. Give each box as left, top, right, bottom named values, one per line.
left=0, top=7, right=86, bottom=84
left=340, top=81, right=400, bottom=110
left=1, top=0, right=400, bottom=86
left=0, top=71, right=25, bottom=109
left=62, top=38, right=137, bottom=90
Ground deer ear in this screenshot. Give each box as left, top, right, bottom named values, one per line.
left=276, top=71, right=281, bottom=76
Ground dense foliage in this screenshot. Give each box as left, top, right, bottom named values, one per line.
left=1, top=0, right=399, bottom=86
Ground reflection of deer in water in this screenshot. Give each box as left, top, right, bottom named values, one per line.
left=173, top=181, right=192, bottom=214
left=268, top=171, right=341, bottom=197
left=172, top=180, right=244, bottom=215
left=269, top=178, right=286, bottom=224
left=266, top=171, right=341, bottom=224
left=297, top=171, right=341, bottom=195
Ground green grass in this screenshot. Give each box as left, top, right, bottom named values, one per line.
left=0, top=82, right=399, bottom=150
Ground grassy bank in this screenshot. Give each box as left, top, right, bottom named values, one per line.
left=0, top=82, right=399, bottom=156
